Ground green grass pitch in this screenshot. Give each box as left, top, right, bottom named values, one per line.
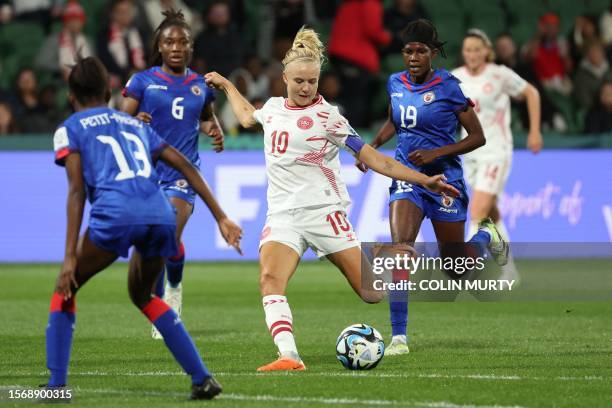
left=1, top=261, right=611, bottom=407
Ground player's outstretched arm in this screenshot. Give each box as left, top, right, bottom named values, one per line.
left=523, top=83, right=543, bottom=153
left=58, top=153, right=86, bottom=299
left=356, top=105, right=395, bottom=172
left=201, top=101, right=224, bottom=153
left=204, top=72, right=257, bottom=129
left=159, top=146, right=243, bottom=254
left=357, top=144, right=460, bottom=197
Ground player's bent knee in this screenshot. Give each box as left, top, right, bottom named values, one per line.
left=360, top=289, right=384, bottom=304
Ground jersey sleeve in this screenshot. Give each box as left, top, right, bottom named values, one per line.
left=145, top=126, right=169, bottom=162
left=253, top=98, right=273, bottom=125
left=323, top=107, right=365, bottom=158
left=499, top=65, right=528, bottom=98
left=122, top=72, right=146, bottom=100
left=446, top=75, right=474, bottom=112
left=203, top=85, right=216, bottom=105
left=53, top=124, right=79, bottom=166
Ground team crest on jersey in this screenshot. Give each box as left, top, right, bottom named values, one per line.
left=441, top=195, right=454, bottom=207
left=423, top=91, right=435, bottom=104
left=191, top=85, right=202, bottom=96
left=176, top=179, right=188, bottom=188
left=297, top=116, right=314, bottom=130
left=483, top=83, right=493, bottom=94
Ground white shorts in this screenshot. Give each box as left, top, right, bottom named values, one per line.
left=464, top=157, right=512, bottom=195
left=259, top=204, right=360, bottom=258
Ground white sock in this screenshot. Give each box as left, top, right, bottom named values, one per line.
left=262, top=295, right=299, bottom=359
left=392, top=334, right=407, bottom=345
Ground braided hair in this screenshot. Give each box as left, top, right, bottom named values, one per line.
left=400, top=19, right=447, bottom=58
left=149, top=9, right=191, bottom=67
left=68, top=56, right=110, bottom=105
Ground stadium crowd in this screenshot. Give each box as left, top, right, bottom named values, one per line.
left=0, top=0, right=611, bottom=136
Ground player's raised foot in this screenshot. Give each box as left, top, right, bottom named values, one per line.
left=478, top=218, right=509, bottom=266
left=385, top=335, right=410, bottom=356
left=191, top=376, right=222, bottom=400
left=151, top=325, right=163, bottom=340
left=257, top=352, right=306, bottom=372
left=164, top=284, right=182, bottom=316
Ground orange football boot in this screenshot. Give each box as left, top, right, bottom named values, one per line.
left=256, top=357, right=306, bottom=372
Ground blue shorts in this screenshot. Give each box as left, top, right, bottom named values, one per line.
left=160, top=178, right=196, bottom=206
left=89, top=224, right=178, bottom=259
left=389, top=179, right=468, bottom=222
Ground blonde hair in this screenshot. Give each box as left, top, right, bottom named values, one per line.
left=282, top=26, right=326, bottom=70
left=466, top=28, right=495, bottom=62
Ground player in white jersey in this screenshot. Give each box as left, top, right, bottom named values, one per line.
left=205, top=27, right=460, bottom=371
left=452, top=29, right=542, bottom=277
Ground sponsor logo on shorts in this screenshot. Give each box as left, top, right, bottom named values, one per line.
left=297, top=116, right=314, bottom=130
left=347, top=232, right=356, bottom=242
left=441, top=195, right=454, bottom=207
left=423, top=91, right=435, bottom=104
left=191, top=85, right=201, bottom=96
left=438, top=206, right=458, bottom=214
left=260, top=226, right=271, bottom=240
left=391, top=92, right=403, bottom=98
left=176, top=179, right=188, bottom=188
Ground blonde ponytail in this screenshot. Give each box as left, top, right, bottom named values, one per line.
left=282, top=26, right=326, bottom=70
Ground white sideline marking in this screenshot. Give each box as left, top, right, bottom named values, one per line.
left=75, top=387, right=525, bottom=408
left=49, top=370, right=612, bottom=382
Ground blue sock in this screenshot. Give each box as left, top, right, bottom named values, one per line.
left=154, top=267, right=165, bottom=298
left=142, top=297, right=209, bottom=384
left=389, top=269, right=409, bottom=338
left=468, top=230, right=491, bottom=258
left=166, top=242, right=185, bottom=288
left=46, top=293, right=75, bottom=387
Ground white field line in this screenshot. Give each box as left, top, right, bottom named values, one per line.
left=74, top=387, right=526, bottom=408
left=7, top=370, right=612, bottom=382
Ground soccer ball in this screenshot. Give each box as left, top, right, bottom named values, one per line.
left=335, top=324, right=384, bottom=370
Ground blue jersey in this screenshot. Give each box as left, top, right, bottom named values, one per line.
left=123, top=66, right=215, bottom=182
left=53, top=107, right=176, bottom=228
left=388, top=69, right=472, bottom=182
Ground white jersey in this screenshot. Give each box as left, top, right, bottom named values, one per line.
left=452, top=63, right=527, bottom=160
left=253, top=95, right=359, bottom=215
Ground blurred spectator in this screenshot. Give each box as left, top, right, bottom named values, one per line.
left=97, top=0, right=146, bottom=89
left=584, top=81, right=612, bottom=133
left=220, top=54, right=270, bottom=134
left=329, top=0, right=391, bottom=127
left=522, top=12, right=573, bottom=95
left=0, top=101, right=19, bottom=134
left=496, top=33, right=560, bottom=131
left=269, top=76, right=286, bottom=98
left=141, top=0, right=196, bottom=37
left=573, top=41, right=612, bottom=111
left=383, top=0, right=427, bottom=54
left=1, top=0, right=64, bottom=32
left=193, top=1, right=243, bottom=76
left=35, top=84, right=65, bottom=130
left=318, top=71, right=344, bottom=114
left=568, top=15, right=599, bottom=68
left=229, top=54, right=270, bottom=100
left=256, top=0, right=313, bottom=61
left=36, top=1, right=92, bottom=82
left=600, top=1, right=612, bottom=51
left=10, top=68, right=40, bottom=127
